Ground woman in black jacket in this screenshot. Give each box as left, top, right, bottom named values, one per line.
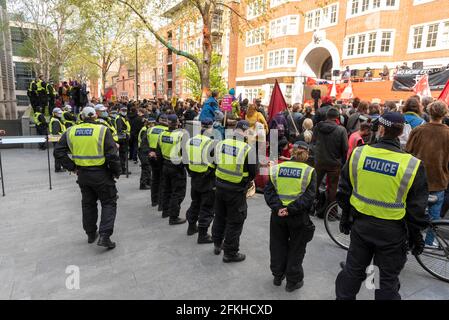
left=264, top=141, right=317, bottom=292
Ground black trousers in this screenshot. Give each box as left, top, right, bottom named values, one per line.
left=270, top=214, right=311, bottom=284
left=335, top=215, right=407, bottom=300
left=186, top=181, right=215, bottom=229
left=129, top=135, right=138, bottom=161
left=53, top=142, right=62, bottom=170
left=36, top=125, right=47, bottom=149
left=77, top=170, right=118, bottom=236
left=138, top=150, right=151, bottom=186
left=212, top=187, right=247, bottom=256
left=150, top=159, right=162, bottom=205
left=118, top=140, right=129, bottom=171
left=161, top=163, right=186, bottom=220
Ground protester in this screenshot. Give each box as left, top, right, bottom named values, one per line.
left=313, top=96, right=333, bottom=125
left=346, top=100, right=369, bottom=134
left=245, top=104, right=268, bottom=133
left=347, top=122, right=371, bottom=159
left=199, top=90, right=219, bottom=121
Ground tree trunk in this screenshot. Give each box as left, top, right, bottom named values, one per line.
left=201, top=12, right=212, bottom=102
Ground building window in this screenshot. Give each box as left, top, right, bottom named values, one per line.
left=368, top=32, right=376, bottom=53
left=284, top=85, right=293, bottom=104
left=347, top=0, right=399, bottom=18
left=426, top=23, right=439, bottom=48
left=244, top=55, right=264, bottom=73
left=244, top=88, right=262, bottom=102
left=304, top=3, right=339, bottom=32
left=413, top=0, right=434, bottom=4
left=380, top=31, right=392, bottom=52
left=247, top=0, right=267, bottom=19
left=408, top=19, right=449, bottom=52
left=183, top=26, right=188, bottom=38
left=269, top=15, right=299, bottom=38
left=345, top=30, right=394, bottom=58
left=267, top=48, right=296, bottom=68
left=270, top=0, right=290, bottom=8
left=246, top=27, right=265, bottom=46
left=347, top=37, right=355, bottom=56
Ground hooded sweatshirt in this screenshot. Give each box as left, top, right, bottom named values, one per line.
left=313, top=120, right=348, bottom=168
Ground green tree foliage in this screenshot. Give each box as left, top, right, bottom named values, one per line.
left=180, top=53, right=226, bottom=101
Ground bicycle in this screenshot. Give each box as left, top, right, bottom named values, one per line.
left=324, top=200, right=449, bottom=283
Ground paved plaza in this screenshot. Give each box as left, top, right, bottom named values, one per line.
left=0, top=147, right=448, bottom=300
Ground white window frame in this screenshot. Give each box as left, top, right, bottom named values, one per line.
left=284, top=84, right=293, bottom=104
left=244, top=55, right=265, bottom=73
left=343, top=29, right=395, bottom=59
left=267, top=48, right=297, bottom=69
left=269, top=15, right=300, bottom=38
left=244, top=87, right=262, bottom=102
left=270, top=0, right=300, bottom=8
left=413, top=0, right=434, bottom=4
left=346, top=0, right=399, bottom=19
left=246, top=27, right=265, bottom=47
left=408, top=19, right=449, bottom=53
left=304, top=3, right=339, bottom=33
left=247, top=0, right=267, bottom=20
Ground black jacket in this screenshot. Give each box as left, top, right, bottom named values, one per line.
left=264, top=168, right=316, bottom=217
left=336, top=137, right=429, bottom=235
left=129, top=112, right=144, bottom=138
left=313, top=120, right=348, bottom=168
left=53, top=120, right=121, bottom=177
left=313, top=103, right=332, bottom=125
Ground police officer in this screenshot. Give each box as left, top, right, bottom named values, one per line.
left=157, top=114, right=187, bottom=225
left=212, top=120, right=256, bottom=263
left=49, top=107, right=66, bottom=172
left=137, top=117, right=153, bottom=190
left=335, top=112, right=429, bottom=300
left=62, top=105, right=76, bottom=128
left=95, top=104, right=119, bottom=143
left=264, top=141, right=316, bottom=292
left=54, top=107, right=121, bottom=249
left=33, top=109, right=48, bottom=150
left=115, top=106, right=131, bottom=175
left=185, top=118, right=216, bottom=243
left=148, top=114, right=168, bottom=208
left=27, top=78, right=39, bottom=113
left=46, top=81, right=57, bottom=111
left=36, top=75, right=48, bottom=114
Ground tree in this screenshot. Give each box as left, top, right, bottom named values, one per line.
left=64, top=50, right=99, bottom=83
left=181, top=53, right=226, bottom=101
left=8, top=0, right=83, bottom=81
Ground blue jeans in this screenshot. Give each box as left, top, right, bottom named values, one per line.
left=425, top=191, right=445, bottom=245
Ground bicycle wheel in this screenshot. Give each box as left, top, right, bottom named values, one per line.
left=415, top=220, right=449, bottom=283
left=324, top=201, right=350, bottom=250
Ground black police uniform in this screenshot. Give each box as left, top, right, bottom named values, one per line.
left=264, top=170, right=317, bottom=288
left=115, top=115, right=130, bottom=173
left=50, top=117, right=64, bottom=171
left=335, top=137, right=429, bottom=300
left=138, top=127, right=151, bottom=188
left=157, top=128, right=188, bottom=223
left=27, top=81, right=39, bottom=113
left=148, top=124, right=167, bottom=208
left=54, top=119, right=121, bottom=240
left=212, top=135, right=257, bottom=258
left=34, top=112, right=48, bottom=150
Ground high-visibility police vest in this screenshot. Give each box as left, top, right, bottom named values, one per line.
left=159, top=130, right=184, bottom=162
left=97, top=118, right=118, bottom=143
left=62, top=111, right=75, bottom=127
left=28, top=80, right=36, bottom=94
left=49, top=117, right=66, bottom=135
left=186, top=134, right=215, bottom=173
left=115, top=115, right=131, bottom=136
left=270, top=161, right=314, bottom=206
left=138, top=126, right=148, bottom=148
left=215, top=138, right=251, bottom=184
left=46, top=84, right=56, bottom=96
left=66, top=123, right=107, bottom=167
left=36, top=80, right=46, bottom=93
left=33, top=112, right=43, bottom=126
left=349, top=145, right=420, bottom=220
left=147, top=125, right=167, bottom=149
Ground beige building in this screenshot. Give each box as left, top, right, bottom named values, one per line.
left=234, top=0, right=449, bottom=104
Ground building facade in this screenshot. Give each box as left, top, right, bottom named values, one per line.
left=0, top=0, right=18, bottom=119
left=153, top=0, right=239, bottom=101
left=234, top=0, right=449, bottom=104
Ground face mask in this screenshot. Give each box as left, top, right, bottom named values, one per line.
left=120, top=111, right=127, bottom=116
left=101, top=111, right=109, bottom=118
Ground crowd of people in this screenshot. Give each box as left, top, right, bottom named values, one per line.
left=27, top=79, right=449, bottom=298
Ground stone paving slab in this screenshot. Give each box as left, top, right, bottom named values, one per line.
left=0, top=148, right=448, bottom=300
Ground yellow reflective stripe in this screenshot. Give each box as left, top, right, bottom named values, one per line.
left=396, top=156, right=419, bottom=203
left=350, top=146, right=364, bottom=193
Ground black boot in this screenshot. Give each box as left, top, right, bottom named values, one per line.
left=97, top=235, right=116, bottom=249
left=223, top=252, right=246, bottom=263
left=197, top=228, right=213, bottom=244
left=87, top=232, right=99, bottom=244
left=139, top=184, right=151, bottom=190
left=214, top=244, right=222, bottom=255
left=285, top=280, right=304, bottom=292
left=273, top=275, right=285, bottom=286
left=187, top=223, right=198, bottom=236
left=169, top=217, right=186, bottom=225
left=162, top=212, right=169, bottom=218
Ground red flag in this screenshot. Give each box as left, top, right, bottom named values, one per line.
left=268, top=80, right=287, bottom=123
left=306, top=77, right=317, bottom=86
left=413, top=74, right=432, bottom=97
left=438, top=80, right=449, bottom=105
left=104, top=88, right=113, bottom=101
